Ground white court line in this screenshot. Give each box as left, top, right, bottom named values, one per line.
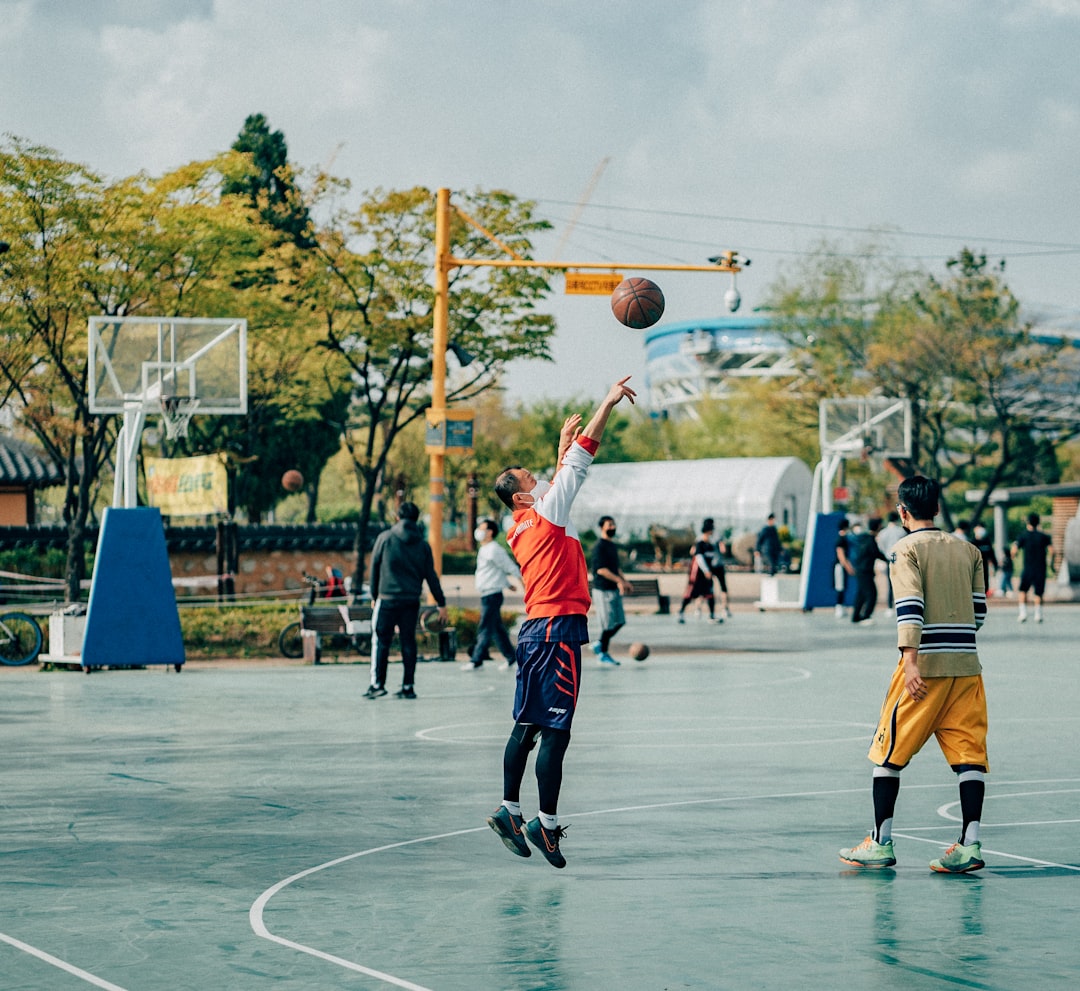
left=251, top=777, right=1080, bottom=988
left=0, top=931, right=130, bottom=991
left=891, top=832, right=1080, bottom=871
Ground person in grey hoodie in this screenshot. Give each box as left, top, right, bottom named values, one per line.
left=365, top=501, right=448, bottom=699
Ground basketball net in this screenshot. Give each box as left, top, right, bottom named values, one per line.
left=160, top=397, right=200, bottom=440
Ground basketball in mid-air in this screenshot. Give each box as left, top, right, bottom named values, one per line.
left=611, top=277, right=665, bottom=329
left=281, top=469, right=304, bottom=493
left=628, top=642, right=650, bottom=662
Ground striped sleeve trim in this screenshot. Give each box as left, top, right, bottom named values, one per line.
left=973, top=592, right=987, bottom=629
left=895, top=595, right=924, bottom=628
left=918, top=624, right=979, bottom=652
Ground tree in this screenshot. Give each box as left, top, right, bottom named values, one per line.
left=0, top=138, right=274, bottom=599
left=302, top=184, right=555, bottom=589
left=223, top=113, right=313, bottom=248
left=768, top=244, right=1079, bottom=521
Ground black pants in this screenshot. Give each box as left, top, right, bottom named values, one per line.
left=471, top=591, right=515, bottom=666
left=373, top=599, right=420, bottom=689
left=852, top=572, right=877, bottom=623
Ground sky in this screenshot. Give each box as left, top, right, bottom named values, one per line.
left=3, top=0, right=1080, bottom=408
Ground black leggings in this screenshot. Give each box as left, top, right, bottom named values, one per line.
left=502, top=722, right=571, bottom=815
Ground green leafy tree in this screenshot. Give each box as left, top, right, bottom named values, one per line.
left=301, top=184, right=555, bottom=588
left=768, top=244, right=1078, bottom=523
left=0, top=139, right=270, bottom=599
left=223, top=113, right=313, bottom=248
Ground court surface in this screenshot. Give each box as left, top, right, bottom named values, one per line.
left=2, top=602, right=1078, bottom=990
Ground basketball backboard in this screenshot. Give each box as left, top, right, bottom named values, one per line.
left=88, top=316, right=247, bottom=416
left=820, top=397, right=911, bottom=459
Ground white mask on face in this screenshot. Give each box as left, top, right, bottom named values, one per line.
left=528, top=479, right=552, bottom=501
left=474, top=526, right=488, bottom=542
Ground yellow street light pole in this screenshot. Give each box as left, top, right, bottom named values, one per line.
left=429, top=187, right=452, bottom=574
left=428, top=187, right=745, bottom=574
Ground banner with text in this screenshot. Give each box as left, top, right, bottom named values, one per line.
left=145, top=455, right=228, bottom=517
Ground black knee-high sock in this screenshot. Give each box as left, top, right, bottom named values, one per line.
left=872, top=774, right=901, bottom=842
left=534, top=726, right=571, bottom=815
left=959, top=776, right=985, bottom=845
left=502, top=722, right=539, bottom=804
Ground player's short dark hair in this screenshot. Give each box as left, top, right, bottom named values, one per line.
left=838, top=518, right=849, bottom=531
left=896, top=475, right=940, bottom=521
left=479, top=518, right=498, bottom=535
left=702, top=517, right=715, bottom=532
left=495, top=467, right=523, bottom=510
left=1027, top=511, right=1040, bottom=527
left=598, top=515, right=614, bottom=528
left=398, top=501, right=420, bottom=521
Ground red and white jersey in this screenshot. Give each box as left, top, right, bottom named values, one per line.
left=506, top=436, right=598, bottom=619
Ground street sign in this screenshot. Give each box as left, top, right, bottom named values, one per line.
left=425, top=409, right=475, bottom=455
left=565, top=272, right=623, bottom=295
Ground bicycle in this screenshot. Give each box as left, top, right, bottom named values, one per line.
left=0, top=610, right=44, bottom=666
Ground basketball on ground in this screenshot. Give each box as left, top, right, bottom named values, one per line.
left=611, top=277, right=665, bottom=329
left=281, top=469, right=304, bottom=492
left=629, top=642, right=650, bottom=661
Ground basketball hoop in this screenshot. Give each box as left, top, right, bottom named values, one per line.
left=160, top=397, right=200, bottom=439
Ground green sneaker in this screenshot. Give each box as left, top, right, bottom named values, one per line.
left=930, top=841, right=984, bottom=873
left=839, top=835, right=896, bottom=868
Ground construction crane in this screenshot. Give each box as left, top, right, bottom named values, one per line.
left=553, top=156, right=611, bottom=260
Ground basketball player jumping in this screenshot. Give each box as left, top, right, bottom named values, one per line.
left=486, top=376, right=636, bottom=868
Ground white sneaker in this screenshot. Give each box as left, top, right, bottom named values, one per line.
left=1035, top=611, right=1043, bottom=623
left=835, top=604, right=844, bottom=618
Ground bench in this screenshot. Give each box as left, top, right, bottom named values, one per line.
left=624, top=578, right=670, bottom=614
left=300, top=603, right=456, bottom=662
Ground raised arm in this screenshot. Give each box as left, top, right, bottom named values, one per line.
left=579, top=376, right=636, bottom=445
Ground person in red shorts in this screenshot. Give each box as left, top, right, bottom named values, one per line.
left=485, top=376, right=636, bottom=868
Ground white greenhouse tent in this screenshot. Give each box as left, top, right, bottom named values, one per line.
left=569, top=457, right=814, bottom=541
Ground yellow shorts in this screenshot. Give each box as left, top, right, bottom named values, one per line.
left=868, top=658, right=989, bottom=771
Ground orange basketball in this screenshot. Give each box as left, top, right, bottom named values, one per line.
left=281, top=469, right=304, bottom=493
left=611, top=278, right=665, bottom=329
left=629, top=642, right=650, bottom=661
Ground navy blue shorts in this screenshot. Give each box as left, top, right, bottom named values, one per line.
left=513, top=615, right=588, bottom=731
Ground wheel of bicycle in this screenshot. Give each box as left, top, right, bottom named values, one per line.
left=0, top=611, right=44, bottom=666
left=278, top=621, right=304, bottom=659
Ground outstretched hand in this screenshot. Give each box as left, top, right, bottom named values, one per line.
left=605, top=376, right=637, bottom=407
left=558, top=413, right=583, bottom=462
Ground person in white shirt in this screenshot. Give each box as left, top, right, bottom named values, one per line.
left=466, top=518, right=522, bottom=669
left=877, top=510, right=906, bottom=616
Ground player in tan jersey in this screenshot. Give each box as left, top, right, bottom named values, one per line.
left=840, top=475, right=990, bottom=874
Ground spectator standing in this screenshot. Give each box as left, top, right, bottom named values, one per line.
left=589, top=515, right=632, bottom=666
left=834, top=519, right=855, bottom=618
left=998, top=546, right=1014, bottom=597
left=365, top=502, right=448, bottom=700
left=465, top=519, right=520, bottom=670
left=877, top=511, right=905, bottom=616
left=840, top=475, right=989, bottom=873
left=1014, top=512, right=1054, bottom=623
left=756, top=513, right=783, bottom=576
left=486, top=376, right=635, bottom=869
left=972, top=524, right=998, bottom=596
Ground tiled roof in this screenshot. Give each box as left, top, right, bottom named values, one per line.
left=0, top=435, right=64, bottom=487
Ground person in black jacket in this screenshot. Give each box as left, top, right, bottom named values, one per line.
left=850, top=517, right=888, bottom=625
left=365, top=502, right=447, bottom=700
